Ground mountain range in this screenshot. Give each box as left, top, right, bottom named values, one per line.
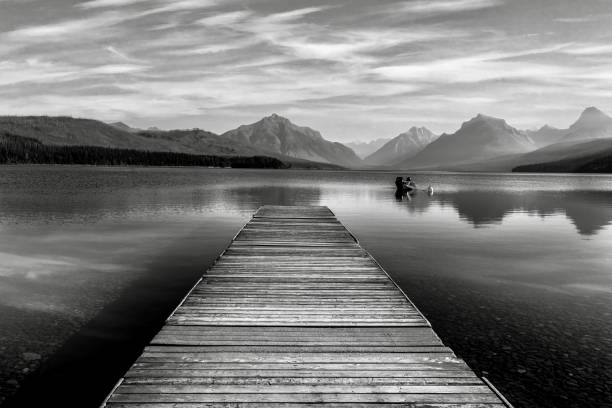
left=434, top=107, right=612, bottom=172
left=346, top=138, right=391, bottom=158
left=0, top=115, right=351, bottom=169
left=394, top=114, right=535, bottom=169
left=1, top=107, right=612, bottom=172
left=0, top=116, right=258, bottom=156
left=364, top=127, right=438, bottom=166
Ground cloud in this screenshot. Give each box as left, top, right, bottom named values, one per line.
left=562, top=43, right=612, bottom=56
left=106, top=45, right=131, bottom=60
left=0, top=59, right=79, bottom=86
left=2, top=0, right=612, bottom=140
left=196, top=10, right=253, bottom=26
left=143, top=0, right=218, bottom=14
left=164, top=38, right=261, bottom=56
left=79, top=0, right=218, bottom=11
left=555, top=16, right=602, bottom=24
left=401, top=0, right=505, bottom=15
left=88, top=64, right=149, bottom=74
left=0, top=59, right=150, bottom=87
left=258, top=6, right=333, bottom=23
left=5, top=1, right=220, bottom=42
left=79, top=0, right=152, bottom=8
left=4, top=12, right=132, bottom=40
left=370, top=43, right=583, bottom=85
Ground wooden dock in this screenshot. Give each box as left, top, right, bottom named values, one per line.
left=103, top=205, right=511, bottom=407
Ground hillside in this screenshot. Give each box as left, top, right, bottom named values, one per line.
left=346, top=138, right=391, bottom=158
left=513, top=139, right=612, bottom=173
left=108, top=121, right=141, bottom=133
left=448, top=108, right=612, bottom=172
left=0, top=132, right=287, bottom=168
left=526, top=125, right=566, bottom=147
left=222, top=114, right=362, bottom=168
left=365, top=127, right=437, bottom=166
left=0, top=116, right=258, bottom=156
left=396, top=114, right=535, bottom=169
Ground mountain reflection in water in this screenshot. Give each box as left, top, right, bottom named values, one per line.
left=1, top=167, right=611, bottom=408
left=394, top=190, right=612, bottom=236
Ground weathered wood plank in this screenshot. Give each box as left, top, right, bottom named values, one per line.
left=109, top=393, right=502, bottom=404
left=103, top=205, right=509, bottom=408
left=107, top=404, right=505, bottom=408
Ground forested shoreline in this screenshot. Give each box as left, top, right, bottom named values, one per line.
left=513, top=153, right=612, bottom=173
left=0, top=132, right=288, bottom=169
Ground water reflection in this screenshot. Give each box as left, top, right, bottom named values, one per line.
left=1, top=167, right=612, bottom=408
left=392, top=190, right=612, bottom=236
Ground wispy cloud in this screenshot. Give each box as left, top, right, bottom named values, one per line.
left=105, top=45, right=131, bottom=60
left=371, top=51, right=567, bottom=84
left=4, top=12, right=132, bottom=40
left=79, top=0, right=152, bottom=9
left=1, top=0, right=612, bottom=139
left=562, top=43, right=612, bottom=56
left=196, top=10, right=253, bottom=26
left=88, top=64, right=150, bottom=74
left=555, top=16, right=602, bottom=23
left=401, top=0, right=505, bottom=15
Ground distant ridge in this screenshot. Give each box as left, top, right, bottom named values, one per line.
left=346, top=138, right=392, bottom=158
left=526, top=125, right=566, bottom=147
left=396, top=114, right=535, bottom=169
left=0, top=116, right=348, bottom=170
left=3, top=107, right=612, bottom=172
left=512, top=137, right=612, bottom=173
left=221, top=114, right=363, bottom=168
left=108, top=121, right=141, bottom=133
left=524, top=107, right=612, bottom=148
left=365, top=127, right=438, bottom=166
left=449, top=107, right=612, bottom=172
left=0, top=116, right=258, bottom=156
left=0, top=132, right=287, bottom=168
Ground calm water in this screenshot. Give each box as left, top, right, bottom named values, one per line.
left=1, top=166, right=612, bottom=407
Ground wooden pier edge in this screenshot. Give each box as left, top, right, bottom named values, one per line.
left=339, top=218, right=513, bottom=408
left=101, top=205, right=513, bottom=408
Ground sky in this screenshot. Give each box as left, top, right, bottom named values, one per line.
left=1, top=0, right=612, bottom=141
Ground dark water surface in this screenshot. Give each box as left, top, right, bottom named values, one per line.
left=1, top=166, right=611, bottom=407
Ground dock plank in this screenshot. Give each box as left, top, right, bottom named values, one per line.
left=103, top=205, right=510, bottom=408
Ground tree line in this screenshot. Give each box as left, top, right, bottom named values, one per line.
left=0, top=132, right=288, bottom=169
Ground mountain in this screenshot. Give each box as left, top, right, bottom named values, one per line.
left=0, top=116, right=350, bottom=169
left=563, top=106, right=612, bottom=141
left=0, top=116, right=259, bottom=156
left=0, top=132, right=288, bottom=168
left=364, top=127, right=438, bottom=166
left=526, top=125, right=566, bottom=147
left=221, top=114, right=362, bottom=167
left=513, top=138, right=612, bottom=173
left=396, top=114, right=535, bottom=169
left=524, top=107, right=612, bottom=147
left=346, top=138, right=391, bottom=158
left=109, top=121, right=141, bottom=133
left=450, top=137, right=612, bottom=172
left=449, top=107, right=612, bottom=172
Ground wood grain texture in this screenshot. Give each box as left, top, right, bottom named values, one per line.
left=103, top=205, right=509, bottom=408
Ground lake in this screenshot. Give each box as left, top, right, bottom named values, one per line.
left=1, top=166, right=611, bottom=407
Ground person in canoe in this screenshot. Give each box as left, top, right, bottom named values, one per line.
left=395, top=176, right=405, bottom=191
left=395, top=176, right=416, bottom=194
left=405, top=177, right=416, bottom=190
